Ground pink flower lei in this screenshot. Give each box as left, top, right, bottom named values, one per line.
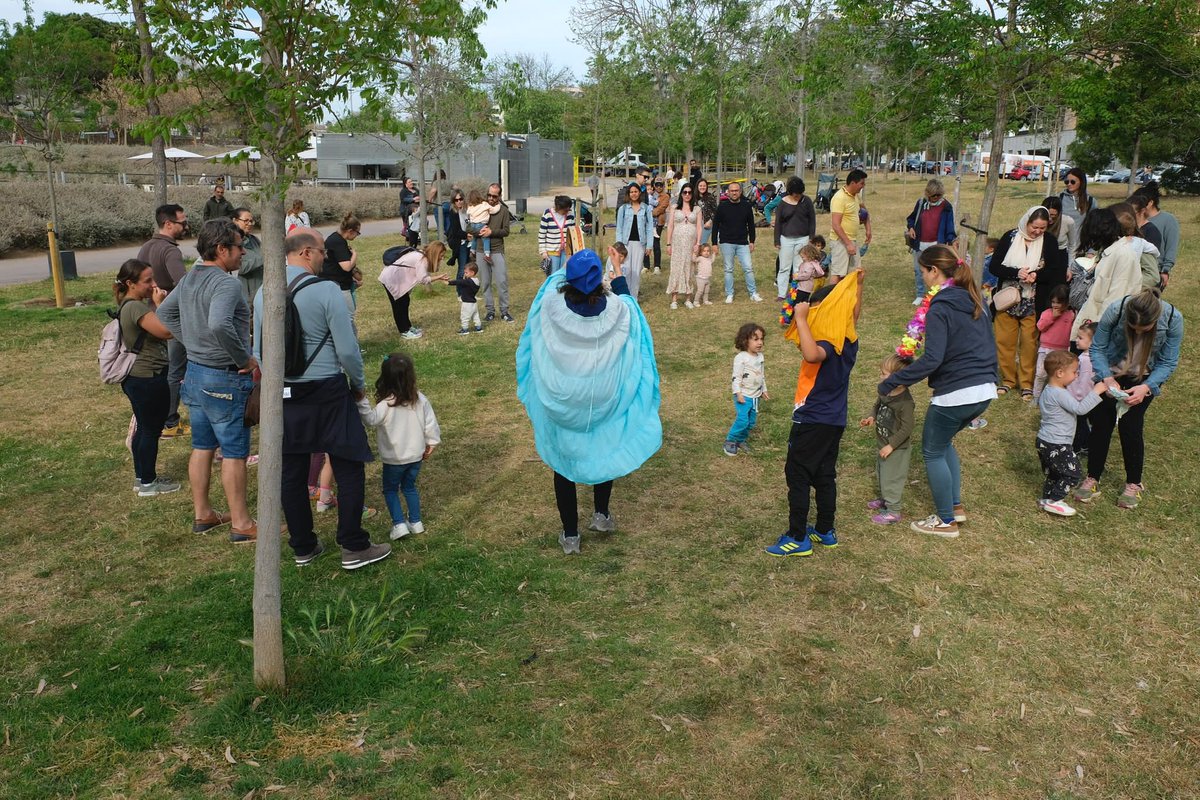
left=896, top=279, right=954, bottom=360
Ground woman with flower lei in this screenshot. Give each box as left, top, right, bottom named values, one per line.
left=879, top=245, right=999, bottom=539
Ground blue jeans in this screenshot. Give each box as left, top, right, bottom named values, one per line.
left=180, top=361, right=253, bottom=459
left=778, top=235, right=808, bottom=298
left=726, top=396, right=758, bottom=443
left=911, top=249, right=926, bottom=300
left=382, top=461, right=422, bottom=524
left=720, top=242, right=757, bottom=297
left=546, top=251, right=569, bottom=273
left=921, top=400, right=991, bottom=521
left=469, top=221, right=491, bottom=256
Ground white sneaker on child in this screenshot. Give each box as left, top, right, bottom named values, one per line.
left=390, top=522, right=410, bottom=540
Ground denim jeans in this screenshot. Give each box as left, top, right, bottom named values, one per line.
left=921, top=399, right=992, bottom=522
left=546, top=251, right=569, bottom=273
left=726, top=396, right=758, bottom=443
left=180, top=361, right=253, bottom=458
left=720, top=242, right=757, bottom=297
left=122, top=369, right=169, bottom=483
left=382, top=461, right=422, bottom=524
left=777, top=236, right=808, bottom=298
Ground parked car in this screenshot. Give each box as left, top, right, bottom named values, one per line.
left=1008, top=166, right=1032, bottom=180
left=603, top=158, right=648, bottom=177
left=1090, top=169, right=1117, bottom=183
left=1108, top=169, right=1131, bottom=183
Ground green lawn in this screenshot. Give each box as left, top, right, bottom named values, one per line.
left=1, top=175, right=1197, bottom=799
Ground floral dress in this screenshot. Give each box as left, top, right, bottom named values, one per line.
left=667, top=207, right=700, bottom=294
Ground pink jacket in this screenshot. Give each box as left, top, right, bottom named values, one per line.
left=378, top=251, right=434, bottom=299
left=1036, top=307, right=1075, bottom=351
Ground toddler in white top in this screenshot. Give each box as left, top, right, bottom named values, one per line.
left=724, top=322, right=767, bottom=456
left=466, top=187, right=501, bottom=265
left=357, top=352, right=442, bottom=540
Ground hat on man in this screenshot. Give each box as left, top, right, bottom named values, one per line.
left=565, top=250, right=603, bottom=294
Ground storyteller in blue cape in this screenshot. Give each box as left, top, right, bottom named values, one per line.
left=516, top=246, right=662, bottom=555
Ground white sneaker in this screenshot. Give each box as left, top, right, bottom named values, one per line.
left=1040, top=499, right=1076, bottom=517
left=751, top=293, right=764, bottom=302
left=390, top=522, right=411, bottom=540
left=670, top=301, right=678, bottom=309
left=704, top=300, right=713, bottom=305
left=653, top=267, right=661, bottom=274
left=912, top=297, right=923, bottom=306
left=400, top=328, right=423, bottom=340
left=684, top=300, right=694, bottom=309
left=408, top=520, right=425, bottom=534
left=725, top=294, right=734, bottom=304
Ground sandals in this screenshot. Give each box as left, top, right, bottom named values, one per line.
left=1020, top=389, right=1034, bottom=402
left=996, top=385, right=1011, bottom=396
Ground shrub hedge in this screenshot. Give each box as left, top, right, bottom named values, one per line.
left=0, top=182, right=405, bottom=256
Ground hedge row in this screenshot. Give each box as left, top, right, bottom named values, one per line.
left=0, top=183, right=404, bottom=256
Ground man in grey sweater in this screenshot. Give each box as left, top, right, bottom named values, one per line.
left=157, top=219, right=258, bottom=544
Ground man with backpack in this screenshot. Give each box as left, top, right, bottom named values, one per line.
left=253, top=227, right=391, bottom=571
left=156, top=219, right=258, bottom=544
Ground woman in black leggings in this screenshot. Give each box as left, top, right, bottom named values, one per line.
left=1074, top=288, right=1183, bottom=510
left=378, top=241, right=449, bottom=341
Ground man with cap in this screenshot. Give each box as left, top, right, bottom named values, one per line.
left=516, top=248, right=662, bottom=555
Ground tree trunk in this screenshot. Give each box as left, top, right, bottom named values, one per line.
left=683, top=96, right=693, bottom=162
left=972, top=89, right=1009, bottom=283
left=45, top=151, right=61, bottom=237
left=252, top=19, right=287, bottom=689
left=716, top=91, right=724, bottom=190
left=1127, top=132, right=1141, bottom=199
left=745, top=132, right=753, bottom=182
left=794, top=87, right=807, bottom=180
left=1047, top=108, right=1062, bottom=196
left=131, top=0, right=167, bottom=204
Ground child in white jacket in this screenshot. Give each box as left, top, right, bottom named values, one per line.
left=357, top=352, right=442, bottom=540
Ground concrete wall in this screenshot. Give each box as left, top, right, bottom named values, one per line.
left=313, top=133, right=573, bottom=199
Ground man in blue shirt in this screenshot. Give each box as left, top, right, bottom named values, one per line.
left=254, top=228, right=391, bottom=570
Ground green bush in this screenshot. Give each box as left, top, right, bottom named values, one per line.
left=1161, top=166, right=1200, bottom=196
left=0, top=181, right=404, bottom=255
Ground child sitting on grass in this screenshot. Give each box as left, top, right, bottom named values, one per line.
left=357, top=352, right=442, bottom=540
left=861, top=354, right=915, bottom=525
left=1036, top=349, right=1106, bottom=517
left=765, top=271, right=863, bottom=558
left=724, top=322, right=767, bottom=456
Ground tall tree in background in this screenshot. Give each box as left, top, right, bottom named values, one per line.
left=142, top=0, right=486, bottom=690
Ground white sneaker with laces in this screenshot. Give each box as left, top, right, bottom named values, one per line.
left=725, top=294, right=734, bottom=304
left=390, top=522, right=411, bottom=540
left=751, top=293, right=763, bottom=302
left=408, top=520, right=425, bottom=534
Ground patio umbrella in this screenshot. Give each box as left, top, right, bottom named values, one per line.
left=127, top=147, right=203, bottom=181
left=209, top=146, right=261, bottom=162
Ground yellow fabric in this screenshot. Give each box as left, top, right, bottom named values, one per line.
left=829, top=188, right=861, bottom=240
left=783, top=270, right=862, bottom=355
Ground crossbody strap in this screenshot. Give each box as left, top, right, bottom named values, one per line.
left=289, top=275, right=332, bottom=372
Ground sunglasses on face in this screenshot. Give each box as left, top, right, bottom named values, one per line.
left=1066, top=179, right=1079, bottom=185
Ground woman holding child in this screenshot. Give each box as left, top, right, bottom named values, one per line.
left=987, top=206, right=1067, bottom=400
left=1073, top=288, right=1183, bottom=510
left=879, top=246, right=998, bottom=538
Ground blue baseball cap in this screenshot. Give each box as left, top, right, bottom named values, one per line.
left=565, top=250, right=602, bottom=294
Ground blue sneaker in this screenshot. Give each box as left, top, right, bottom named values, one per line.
left=808, top=525, right=839, bottom=549
left=765, top=534, right=812, bottom=558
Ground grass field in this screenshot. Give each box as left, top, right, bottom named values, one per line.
left=1, top=175, right=1196, bottom=799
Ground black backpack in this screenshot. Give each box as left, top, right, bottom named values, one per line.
left=285, top=274, right=331, bottom=378
left=382, top=244, right=416, bottom=266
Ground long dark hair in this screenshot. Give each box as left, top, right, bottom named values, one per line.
left=376, top=352, right=419, bottom=406
left=1064, top=167, right=1091, bottom=209
left=676, top=183, right=696, bottom=209
left=114, top=258, right=151, bottom=304
left=919, top=244, right=983, bottom=319
left=1076, top=208, right=1121, bottom=256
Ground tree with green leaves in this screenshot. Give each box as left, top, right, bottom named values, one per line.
left=141, top=0, right=487, bottom=690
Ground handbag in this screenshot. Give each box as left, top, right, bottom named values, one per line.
left=992, top=285, right=1021, bottom=311
left=540, top=256, right=553, bottom=276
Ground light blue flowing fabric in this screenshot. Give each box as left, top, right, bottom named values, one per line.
left=516, top=270, right=662, bottom=485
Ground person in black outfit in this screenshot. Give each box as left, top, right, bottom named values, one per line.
left=444, top=189, right=470, bottom=280
left=713, top=182, right=761, bottom=303
left=322, top=213, right=362, bottom=327
left=400, top=177, right=420, bottom=247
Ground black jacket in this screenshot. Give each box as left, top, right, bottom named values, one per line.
left=987, top=229, right=1067, bottom=317
left=714, top=199, right=756, bottom=245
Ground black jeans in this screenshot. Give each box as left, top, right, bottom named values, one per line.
left=652, top=225, right=663, bottom=268
left=388, top=290, right=412, bottom=334
left=553, top=472, right=612, bottom=535
left=1086, top=376, right=1153, bottom=485
left=785, top=422, right=844, bottom=536
left=282, top=452, right=370, bottom=554
left=122, top=369, right=169, bottom=483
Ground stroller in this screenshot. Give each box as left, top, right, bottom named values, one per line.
left=814, top=173, right=840, bottom=212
